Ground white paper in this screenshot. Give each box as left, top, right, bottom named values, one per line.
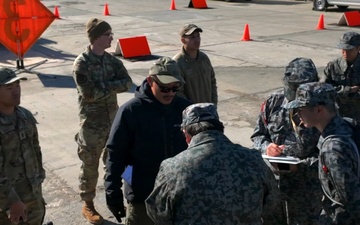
left=262, top=155, right=301, bottom=165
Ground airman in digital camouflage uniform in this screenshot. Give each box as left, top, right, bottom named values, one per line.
left=322, top=31, right=360, bottom=121
left=73, top=18, right=132, bottom=224
left=251, top=58, right=323, bottom=225
left=285, top=82, right=360, bottom=225
left=0, top=67, right=46, bottom=225
left=146, top=103, right=280, bottom=225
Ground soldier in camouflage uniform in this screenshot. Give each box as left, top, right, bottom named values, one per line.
left=322, top=31, right=360, bottom=120
left=251, top=58, right=323, bottom=225
left=145, top=103, right=280, bottom=225
left=0, top=68, right=46, bottom=225
left=285, top=82, right=360, bottom=225
left=73, top=18, right=132, bottom=224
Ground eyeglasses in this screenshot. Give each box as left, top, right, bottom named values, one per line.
left=102, top=32, right=114, bottom=37
left=153, top=79, right=180, bottom=93
left=183, top=33, right=201, bottom=39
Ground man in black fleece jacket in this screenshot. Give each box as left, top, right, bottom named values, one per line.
left=104, top=57, right=192, bottom=225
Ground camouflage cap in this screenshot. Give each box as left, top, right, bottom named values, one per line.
left=179, top=24, right=203, bottom=36
left=283, top=58, right=319, bottom=84
left=338, top=31, right=360, bottom=50
left=284, top=82, right=336, bottom=109
left=149, top=57, right=185, bottom=84
left=180, top=103, right=219, bottom=127
left=0, top=67, right=27, bottom=85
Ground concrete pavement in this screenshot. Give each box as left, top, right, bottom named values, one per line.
left=0, top=0, right=358, bottom=224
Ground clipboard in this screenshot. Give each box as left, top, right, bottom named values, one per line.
left=262, top=155, right=301, bottom=165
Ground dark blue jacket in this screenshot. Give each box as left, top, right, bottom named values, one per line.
left=105, top=79, right=191, bottom=204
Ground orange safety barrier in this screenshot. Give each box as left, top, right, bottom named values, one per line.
left=188, top=0, right=208, bottom=9
left=114, top=36, right=151, bottom=58
left=338, top=11, right=360, bottom=27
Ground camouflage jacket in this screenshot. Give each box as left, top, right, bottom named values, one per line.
left=145, top=130, right=280, bottom=225
left=173, top=47, right=217, bottom=104
left=251, top=90, right=320, bottom=160
left=0, top=106, right=45, bottom=210
left=318, top=115, right=360, bottom=224
left=322, top=55, right=360, bottom=120
left=73, top=46, right=132, bottom=129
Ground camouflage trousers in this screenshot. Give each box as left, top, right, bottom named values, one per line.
left=0, top=197, right=45, bottom=225
left=76, top=126, right=110, bottom=201
left=262, top=163, right=322, bottom=225
left=126, top=202, right=154, bottom=225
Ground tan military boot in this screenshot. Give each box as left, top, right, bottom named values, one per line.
left=82, top=201, right=104, bottom=225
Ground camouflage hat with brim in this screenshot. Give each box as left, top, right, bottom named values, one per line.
left=0, top=68, right=27, bottom=85
left=338, top=31, right=360, bottom=50
left=179, top=24, right=203, bottom=36
left=284, top=82, right=336, bottom=109
left=149, top=57, right=185, bottom=84
left=283, top=57, right=318, bottom=84
left=180, top=103, right=219, bottom=127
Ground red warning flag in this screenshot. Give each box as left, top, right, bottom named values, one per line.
left=0, top=0, right=55, bottom=58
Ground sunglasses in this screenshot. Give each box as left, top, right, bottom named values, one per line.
left=153, top=79, right=180, bottom=93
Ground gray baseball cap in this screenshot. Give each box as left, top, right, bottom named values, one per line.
left=180, top=103, right=219, bottom=127
left=284, top=82, right=336, bottom=109
left=338, top=32, right=360, bottom=50
left=149, top=57, right=185, bottom=84
left=179, top=24, right=203, bottom=36
left=0, top=68, right=27, bottom=85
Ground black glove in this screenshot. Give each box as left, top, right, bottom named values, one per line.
left=107, top=204, right=126, bottom=222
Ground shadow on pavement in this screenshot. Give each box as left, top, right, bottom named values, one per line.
left=323, top=7, right=360, bottom=13
left=0, top=38, right=77, bottom=64
left=37, top=74, right=76, bottom=88
left=246, top=0, right=306, bottom=5
left=32, top=39, right=77, bottom=61
left=114, top=54, right=162, bottom=62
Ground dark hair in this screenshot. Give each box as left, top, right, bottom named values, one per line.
left=308, top=103, right=337, bottom=114
left=183, top=119, right=224, bottom=136
left=324, top=104, right=337, bottom=114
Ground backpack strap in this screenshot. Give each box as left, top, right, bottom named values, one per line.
left=322, top=134, right=360, bottom=177
left=320, top=134, right=360, bottom=206
left=349, top=138, right=360, bottom=177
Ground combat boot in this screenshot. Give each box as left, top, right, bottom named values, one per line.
left=82, top=201, right=104, bottom=225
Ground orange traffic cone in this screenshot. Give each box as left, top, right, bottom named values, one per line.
left=241, top=24, right=252, bottom=41
left=104, top=3, right=110, bottom=16
left=54, top=6, right=60, bottom=19
left=170, top=0, right=176, bottom=10
left=316, top=14, right=325, bottom=30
